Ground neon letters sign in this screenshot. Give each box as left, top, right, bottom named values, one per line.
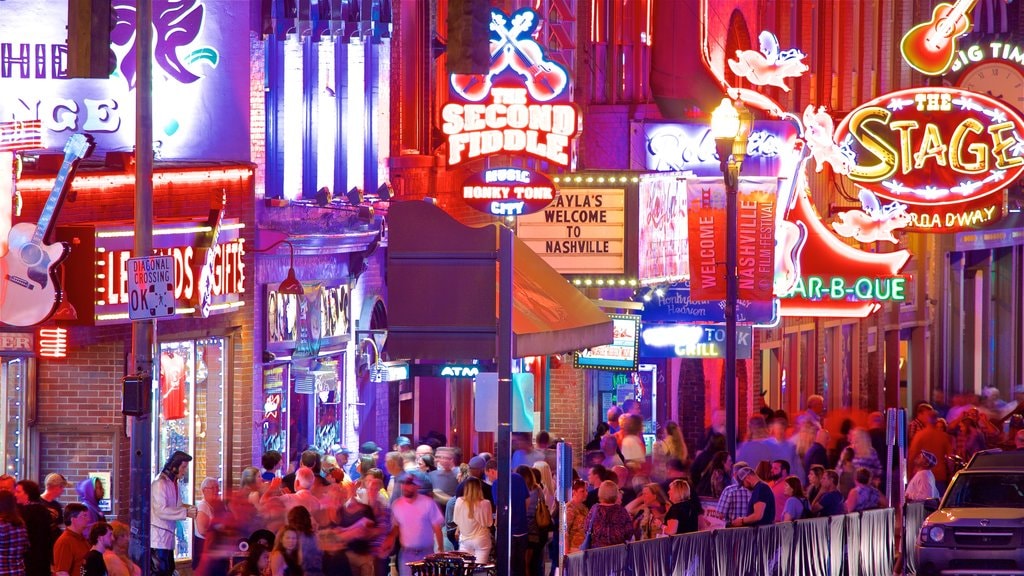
left=950, top=41, right=1024, bottom=73
left=442, top=8, right=579, bottom=167
left=835, top=87, right=1024, bottom=232
left=462, top=167, right=556, bottom=216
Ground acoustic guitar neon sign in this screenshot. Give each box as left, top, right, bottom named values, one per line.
left=442, top=8, right=579, bottom=167
left=900, top=0, right=979, bottom=75
left=835, top=87, right=1024, bottom=232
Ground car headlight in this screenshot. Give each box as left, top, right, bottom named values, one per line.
left=921, top=525, right=945, bottom=543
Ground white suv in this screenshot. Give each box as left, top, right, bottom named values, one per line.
left=916, top=450, right=1024, bottom=575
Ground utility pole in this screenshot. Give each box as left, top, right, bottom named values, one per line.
left=128, top=1, right=155, bottom=573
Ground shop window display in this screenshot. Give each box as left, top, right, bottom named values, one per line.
left=156, top=338, right=226, bottom=562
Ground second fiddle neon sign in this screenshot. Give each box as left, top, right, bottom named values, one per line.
left=442, top=7, right=579, bottom=167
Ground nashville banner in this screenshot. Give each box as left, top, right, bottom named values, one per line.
left=687, top=177, right=779, bottom=302
left=686, top=178, right=727, bottom=301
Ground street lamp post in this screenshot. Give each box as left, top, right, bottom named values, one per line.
left=711, top=98, right=752, bottom=460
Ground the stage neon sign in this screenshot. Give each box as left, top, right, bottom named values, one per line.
left=442, top=8, right=579, bottom=167
left=835, top=87, right=1024, bottom=232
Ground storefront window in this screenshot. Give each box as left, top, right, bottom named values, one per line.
left=1, top=358, right=28, bottom=477
left=279, top=355, right=345, bottom=466
left=590, top=367, right=658, bottom=444
left=314, top=356, right=343, bottom=454
left=156, top=337, right=226, bottom=562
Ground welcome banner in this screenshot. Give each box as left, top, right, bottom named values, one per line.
left=687, top=177, right=779, bottom=302
left=686, top=179, right=728, bottom=301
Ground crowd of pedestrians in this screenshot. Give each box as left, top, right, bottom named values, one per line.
left=1, top=387, right=1022, bottom=574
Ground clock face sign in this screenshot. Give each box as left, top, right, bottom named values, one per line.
left=958, top=62, right=1024, bottom=113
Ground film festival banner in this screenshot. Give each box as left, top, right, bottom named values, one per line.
left=686, top=177, right=778, bottom=302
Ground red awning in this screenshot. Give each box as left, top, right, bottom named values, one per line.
left=387, top=201, right=613, bottom=360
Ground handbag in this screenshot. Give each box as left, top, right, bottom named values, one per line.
left=579, top=510, right=595, bottom=551
left=535, top=496, right=553, bottom=530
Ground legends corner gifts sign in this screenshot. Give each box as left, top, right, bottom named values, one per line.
left=686, top=177, right=778, bottom=302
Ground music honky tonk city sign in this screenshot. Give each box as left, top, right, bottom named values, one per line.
left=442, top=7, right=580, bottom=167
left=835, top=87, right=1024, bottom=232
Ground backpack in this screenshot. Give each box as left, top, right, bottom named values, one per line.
left=535, top=495, right=552, bottom=530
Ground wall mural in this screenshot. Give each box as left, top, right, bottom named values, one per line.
left=0, top=0, right=249, bottom=160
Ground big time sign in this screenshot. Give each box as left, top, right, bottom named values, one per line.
left=836, top=87, right=1024, bottom=232
left=442, top=8, right=579, bottom=167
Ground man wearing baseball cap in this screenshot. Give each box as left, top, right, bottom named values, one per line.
left=906, top=450, right=940, bottom=501
left=729, top=467, right=775, bottom=527
left=383, top=471, right=444, bottom=576
left=350, top=441, right=382, bottom=481
left=394, top=436, right=413, bottom=453
left=455, top=455, right=493, bottom=504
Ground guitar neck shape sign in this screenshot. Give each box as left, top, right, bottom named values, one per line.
left=192, top=190, right=227, bottom=318
left=900, top=0, right=978, bottom=75
left=0, top=133, right=92, bottom=327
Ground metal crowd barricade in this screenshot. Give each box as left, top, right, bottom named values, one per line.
left=564, top=507, right=896, bottom=576
left=903, top=501, right=927, bottom=575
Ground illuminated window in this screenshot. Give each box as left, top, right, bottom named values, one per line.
left=155, top=338, right=226, bottom=562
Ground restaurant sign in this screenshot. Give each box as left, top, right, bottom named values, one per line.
left=574, top=314, right=640, bottom=372
left=835, top=87, right=1024, bottom=232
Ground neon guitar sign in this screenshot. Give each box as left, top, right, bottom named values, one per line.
left=442, top=8, right=579, bottom=167
left=900, top=0, right=979, bottom=75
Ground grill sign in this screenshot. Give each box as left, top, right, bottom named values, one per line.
left=462, top=167, right=556, bottom=216
left=835, top=87, right=1024, bottom=232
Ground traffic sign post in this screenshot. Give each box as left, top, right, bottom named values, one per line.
left=126, top=255, right=175, bottom=320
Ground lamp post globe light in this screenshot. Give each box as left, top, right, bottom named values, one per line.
left=710, top=98, right=752, bottom=460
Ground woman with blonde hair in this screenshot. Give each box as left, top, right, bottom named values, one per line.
left=663, top=479, right=701, bottom=535
left=849, top=428, right=882, bottom=482
left=239, top=466, right=264, bottom=507
left=453, top=477, right=493, bottom=563
left=625, top=482, right=668, bottom=540
left=532, top=461, right=556, bottom=510
left=652, top=421, right=688, bottom=481
left=104, top=521, right=141, bottom=576
left=620, top=414, right=647, bottom=471
left=583, top=480, right=633, bottom=548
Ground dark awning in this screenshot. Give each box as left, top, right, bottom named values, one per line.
left=387, top=201, right=613, bottom=360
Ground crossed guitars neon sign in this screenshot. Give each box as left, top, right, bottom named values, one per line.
left=442, top=8, right=579, bottom=167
